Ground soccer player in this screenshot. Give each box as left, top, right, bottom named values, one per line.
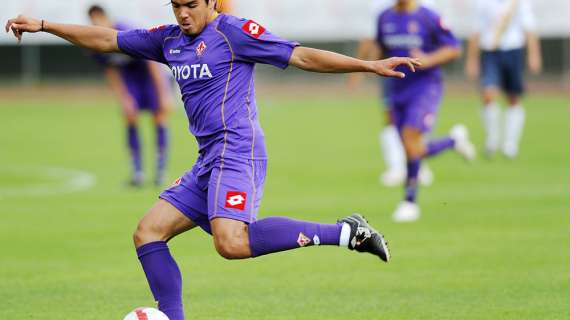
left=88, top=5, right=173, bottom=187
left=6, top=1, right=421, bottom=318
left=350, top=0, right=437, bottom=188
left=465, top=0, right=542, bottom=158
left=357, top=0, right=476, bottom=222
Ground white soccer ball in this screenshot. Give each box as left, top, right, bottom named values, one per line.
left=123, top=308, right=169, bottom=320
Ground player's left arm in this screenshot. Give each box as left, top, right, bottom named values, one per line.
left=410, top=12, right=462, bottom=69
left=525, top=32, right=542, bottom=75
left=289, top=46, right=420, bottom=79
left=410, top=46, right=461, bottom=70
left=147, top=62, right=172, bottom=118
left=521, top=0, right=542, bottom=74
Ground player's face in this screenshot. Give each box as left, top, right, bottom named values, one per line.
left=89, top=13, right=111, bottom=28
left=171, top=0, right=216, bottom=35
left=396, top=0, right=413, bottom=6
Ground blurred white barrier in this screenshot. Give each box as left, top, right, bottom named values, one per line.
left=1, top=0, right=569, bottom=44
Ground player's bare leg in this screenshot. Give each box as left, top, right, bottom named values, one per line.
left=134, top=200, right=197, bottom=320
left=482, top=87, right=502, bottom=158
left=503, top=94, right=525, bottom=159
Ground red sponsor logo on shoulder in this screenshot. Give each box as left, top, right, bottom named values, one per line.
left=242, top=20, right=266, bottom=39
left=149, top=24, right=167, bottom=32
left=225, top=191, right=247, bottom=210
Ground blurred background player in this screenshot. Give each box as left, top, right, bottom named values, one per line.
left=350, top=0, right=437, bottom=188
left=465, top=0, right=542, bottom=159
left=88, top=5, right=173, bottom=187
left=358, top=0, right=476, bottom=222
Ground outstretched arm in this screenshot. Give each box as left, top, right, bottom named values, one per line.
left=5, top=15, right=119, bottom=53
left=289, top=46, right=420, bottom=78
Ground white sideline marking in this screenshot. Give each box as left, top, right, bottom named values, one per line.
left=0, top=167, right=96, bottom=198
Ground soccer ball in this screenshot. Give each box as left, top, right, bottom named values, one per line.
left=123, top=308, right=169, bottom=320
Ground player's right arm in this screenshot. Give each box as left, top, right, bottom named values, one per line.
left=347, top=39, right=383, bottom=89
left=465, top=34, right=481, bottom=80
left=5, top=15, right=119, bottom=53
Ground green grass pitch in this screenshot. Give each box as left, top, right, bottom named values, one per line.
left=0, top=85, right=569, bottom=319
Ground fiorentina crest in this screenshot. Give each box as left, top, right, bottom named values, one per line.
left=297, top=232, right=311, bottom=247
left=196, top=41, right=207, bottom=57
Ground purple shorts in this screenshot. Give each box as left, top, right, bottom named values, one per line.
left=160, top=157, right=267, bottom=234
left=390, top=83, right=443, bottom=134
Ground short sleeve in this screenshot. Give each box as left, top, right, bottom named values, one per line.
left=221, top=18, right=299, bottom=69
left=117, top=25, right=171, bottom=64
left=430, top=11, right=459, bottom=47
left=520, top=0, right=537, bottom=32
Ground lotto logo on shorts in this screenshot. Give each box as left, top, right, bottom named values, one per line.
left=242, top=20, right=266, bottom=39
left=225, top=191, right=247, bottom=210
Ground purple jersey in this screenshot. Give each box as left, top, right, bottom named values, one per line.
left=117, top=14, right=298, bottom=165
left=94, top=22, right=160, bottom=111
left=376, top=6, right=458, bottom=103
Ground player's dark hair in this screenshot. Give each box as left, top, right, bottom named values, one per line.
left=88, top=5, right=106, bottom=17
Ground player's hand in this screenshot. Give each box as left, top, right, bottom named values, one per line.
left=372, top=57, right=421, bottom=78
left=121, top=96, right=138, bottom=122
left=465, top=58, right=480, bottom=81
left=410, top=49, right=434, bottom=69
left=5, top=15, right=43, bottom=42
left=528, top=52, right=542, bottom=75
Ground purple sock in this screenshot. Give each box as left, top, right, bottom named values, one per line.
left=405, top=159, right=421, bottom=203
left=127, top=125, right=142, bottom=174
left=156, top=125, right=168, bottom=178
left=426, top=137, right=455, bottom=158
left=248, top=217, right=342, bottom=257
left=137, top=241, right=184, bottom=320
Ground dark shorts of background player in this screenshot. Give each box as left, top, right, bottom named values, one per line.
left=480, top=48, right=525, bottom=96
left=159, top=157, right=267, bottom=234
left=388, top=82, right=443, bottom=134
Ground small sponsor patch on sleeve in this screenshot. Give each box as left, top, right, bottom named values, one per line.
left=148, top=24, right=167, bottom=33
left=242, top=20, right=266, bottom=39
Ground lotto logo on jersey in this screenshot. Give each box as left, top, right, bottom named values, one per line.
left=242, top=20, right=266, bottom=39
left=225, top=191, right=247, bottom=210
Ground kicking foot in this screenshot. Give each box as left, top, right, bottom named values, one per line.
left=450, top=124, right=476, bottom=162
left=380, top=169, right=406, bottom=187
left=392, top=201, right=420, bottom=223
left=338, top=214, right=391, bottom=262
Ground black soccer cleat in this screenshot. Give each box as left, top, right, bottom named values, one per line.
left=338, top=214, right=391, bottom=262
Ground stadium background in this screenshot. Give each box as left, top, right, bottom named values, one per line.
left=1, top=0, right=569, bottom=81
left=1, top=1, right=569, bottom=319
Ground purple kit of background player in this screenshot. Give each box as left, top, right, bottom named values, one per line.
left=6, top=0, right=425, bottom=318
left=375, top=0, right=475, bottom=222
left=89, top=5, right=172, bottom=187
